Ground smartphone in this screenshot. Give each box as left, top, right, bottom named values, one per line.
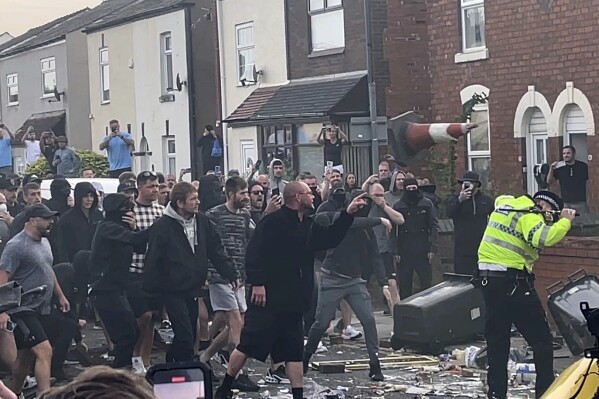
left=214, top=165, right=221, bottom=176
left=272, top=188, right=280, bottom=198
left=148, top=362, right=211, bottom=399
left=255, top=159, right=262, bottom=169
left=463, top=181, right=472, bottom=190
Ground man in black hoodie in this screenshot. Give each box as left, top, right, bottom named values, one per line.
left=46, top=178, right=72, bottom=214
left=215, top=182, right=367, bottom=399
left=393, top=178, right=439, bottom=299
left=89, top=194, right=149, bottom=369
left=56, top=182, right=102, bottom=263
left=144, top=182, right=237, bottom=363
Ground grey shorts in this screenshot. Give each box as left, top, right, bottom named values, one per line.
left=209, top=283, right=247, bottom=313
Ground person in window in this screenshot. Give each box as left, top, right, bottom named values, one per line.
left=0, top=123, right=14, bottom=175
left=317, top=124, right=348, bottom=175
left=197, top=125, right=224, bottom=175
left=547, top=145, right=589, bottom=214
left=40, top=131, right=58, bottom=174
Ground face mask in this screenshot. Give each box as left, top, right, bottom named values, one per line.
left=332, top=192, right=346, bottom=205
left=404, top=190, right=421, bottom=204
left=310, top=186, right=319, bottom=196
left=0, top=204, right=7, bottom=213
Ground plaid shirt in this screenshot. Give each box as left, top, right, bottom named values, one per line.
left=130, top=202, right=164, bottom=273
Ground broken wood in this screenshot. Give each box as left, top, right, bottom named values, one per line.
left=311, top=354, right=438, bottom=372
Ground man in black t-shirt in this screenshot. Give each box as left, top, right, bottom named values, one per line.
left=547, top=145, right=589, bottom=213
left=317, top=124, right=348, bottom=174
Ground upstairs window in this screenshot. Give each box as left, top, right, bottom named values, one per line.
left=236, top=23, right=255, bottom=83
left=41, top=57, right=56, bottom=97
left=460, top=0, right=485, bottom=51
left=100, top=48, right=110, bottom=103
left=309, top=0, right=345, bottom=52
left=161, top=33, right=174, bottom=93
left=7, top=74, right=18, bottom=105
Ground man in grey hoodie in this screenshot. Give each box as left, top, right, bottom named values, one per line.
left=268, top=159, right=288, bottom=201
left=383, top=170, right=406, bottom=208
left=53, top=137, right=81, bottom=178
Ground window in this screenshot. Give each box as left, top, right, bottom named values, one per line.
left=164, top=138, right=176, bottom=176
left=6, top=74, right=18, bottom=105
left=467, top=107, right=491, bottom=190
left=236, top=23, right=255, bottom=84
left=460, top=0, right=485, bottom=51
left=41, top=57, right=56, bottom=97
left=309, top=0, right=345, bottom=52
left=161, top=33, right=174, bottom=93
left=100, top=49, right=110, bottom=103
left=261, top=125, right=294, bottom=177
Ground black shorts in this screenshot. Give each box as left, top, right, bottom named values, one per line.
left=237, top=304, right=303, bottom=364
left=108, top=167, right=132, bottom=179
left=382, top=252, right=397, bottom=279
left=12, top=313, right=49, bottom=350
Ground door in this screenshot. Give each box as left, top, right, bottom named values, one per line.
left=527, top=108, right=548, bottom=193
left=240, top=140, right=257, bottom=178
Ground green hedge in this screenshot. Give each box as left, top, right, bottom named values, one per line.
left=25, top=150, right=109, bottom=177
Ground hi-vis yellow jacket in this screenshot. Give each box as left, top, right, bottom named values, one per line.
left=478, top=195, right=571, bottom=272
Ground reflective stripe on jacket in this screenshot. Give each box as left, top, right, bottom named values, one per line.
left=477, top=195, right=571, bottom=272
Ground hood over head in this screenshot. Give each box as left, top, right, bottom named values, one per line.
left=268, top=158, right=284, bottom=181
left=389, top=170, right=406, bottom=194
left=50, top=178, right=71, bottom=198
left=103, top=193, right=132, bottom=221
left=73, top=182, right=99, bottom=210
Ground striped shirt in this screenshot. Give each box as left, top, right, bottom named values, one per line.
left=205, top=204, right=251, bottom=284
left=130, top=201, right=164, bottom=274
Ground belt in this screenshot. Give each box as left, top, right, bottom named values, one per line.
left=478, top=269, right=532, bottom=280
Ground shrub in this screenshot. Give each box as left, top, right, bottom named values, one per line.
left=25, top=149, right=109, bottom=177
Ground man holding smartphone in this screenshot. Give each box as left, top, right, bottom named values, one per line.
left=446, top=171, right=493, bottom=275
left=547, top=145, right=589, bottom=214
left=99, top=119, right=134, bottom=179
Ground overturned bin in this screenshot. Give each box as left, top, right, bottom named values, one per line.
left=547, top=269, right=599, bottom=356
left=392, top=273, right=485, bottom=354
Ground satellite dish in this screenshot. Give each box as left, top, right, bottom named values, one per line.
left=53, top=86, right=65, bottom=102
left=176, top=73, right=187, bottom=92
left=240, top=65, right=262, bottom=87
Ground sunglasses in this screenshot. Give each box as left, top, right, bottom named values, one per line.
left=139, top=171, right=157, bottom=178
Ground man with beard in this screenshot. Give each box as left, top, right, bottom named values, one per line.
left=248, top=181, right=280, bottom=226
left=393, top=179, right=438, bottom=299
left=304, top=190, right=390, bottom=382
left=144, top=182, right=237, bottom=362
left=200, top=177, right=258, bottom=391
left=56, top=182, right=102, bottom=263
left=0, top=176, right=22, bottom=217
left=267, top=159, right=288, bottom=202
left=298, top=173, right=323, bottom=211
left=214, top=182, right=366, bottom=399
left=89, top=194, right=149, bottom=370
left=0, top=204, right=70, bottom=397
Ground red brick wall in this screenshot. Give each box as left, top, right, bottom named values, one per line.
left=385, top=0, right=599, bottom=203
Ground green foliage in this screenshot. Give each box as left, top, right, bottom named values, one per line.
left=25, top=149, right=109, bottom=177
left=428, top=93, right=489, bottom=216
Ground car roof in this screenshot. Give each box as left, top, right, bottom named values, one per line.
left=40, top=178, right=120, bottom=199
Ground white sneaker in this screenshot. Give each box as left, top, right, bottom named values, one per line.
left=316, top=341, right=328, bottom=354
left=341, top=325, right=363, bottom=340
left=132, top=356, right=147, bottom=375
left=23, top=376, right=37, bottom=390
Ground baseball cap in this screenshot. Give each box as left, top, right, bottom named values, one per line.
left=0, top=177, right=19, bottom=190
left=25, top=204, right=58, bottom=220
left=23, top=174, right=42, bottom=185
left=118, top=181, right=138, bottom=194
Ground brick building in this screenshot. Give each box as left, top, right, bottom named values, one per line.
left=385, top=0, right=598, bottom=206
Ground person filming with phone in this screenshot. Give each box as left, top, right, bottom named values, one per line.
left=446, top=171, right=493, bottom=275
left=99, top=119, right=134, bottom=179
left=547, top=145, right=589, bottom=214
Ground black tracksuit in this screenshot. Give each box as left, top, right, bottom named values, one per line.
left=446, top=191, right=494, bottom=275
left=144, top=209, right=236, bottom=362
left=89, top=198, right=149, bottom=368
left=393, top=194, right=439, bottom=299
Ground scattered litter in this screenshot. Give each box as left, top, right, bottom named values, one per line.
left=405, top=386, right=432, bottom=394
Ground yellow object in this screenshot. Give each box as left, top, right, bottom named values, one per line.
left=541, top=357, right=599, bottom=398
left=478, top=195, right=571, bottom=272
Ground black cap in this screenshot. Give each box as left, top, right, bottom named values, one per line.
left=23, top=174, right=42, bottom=185
left=458, top=171, right=481, bottom=186
left=403, top=178, right=419, bottom=189
left=56, top=136, right=68, bottom=143
left=117, top=181, right=138, bottom=194
left=25, top=204, right=58, bottom=220
left=0, top=177, right=19, bottom=190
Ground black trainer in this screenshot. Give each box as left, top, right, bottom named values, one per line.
left=369, top=361, right=384, bottom=382
left=231, top=374, right=260, bottom=392
left=214, top=387, right=233, bottom=399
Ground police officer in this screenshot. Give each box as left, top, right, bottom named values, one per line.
left=477, top=191, right=576, bottom=399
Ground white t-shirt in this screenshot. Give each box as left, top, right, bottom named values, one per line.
left=24, top=140, right=41, bottom=165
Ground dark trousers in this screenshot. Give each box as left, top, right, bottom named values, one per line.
left=303, top=274, right=319, bottom=337
left=163, top=295, right=198, bottom=362
left=397, top=252, right=432, bottom=299
left=93, top=293, right=139, bottom=368
left=454, top=253, right=479, bottom=275
left=108, top=167, right=132, bottom=179
left=43, top=310, right=79, bottom=377
left=482, top=277, right=554, bottom=399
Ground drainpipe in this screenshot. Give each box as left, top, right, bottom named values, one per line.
left=185, top=6, right=198, bottom=179
left=216, top=0, right=229, bottom=173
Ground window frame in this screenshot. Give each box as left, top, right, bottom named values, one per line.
left=6, top=73, right=18, bottom=106
left=99, top=48, right=110, bottom=103
left=466, top=103, right=491, bottom=189
left=460, top=0, right=486, bottom=53
left=164, top=137, right=177, bottom=176
left=308, top=0, right=345, bottom=53
left=40, top=57, right=56, bottom=98
left=161, top=32, right=174, bottom=94
left=235, top=22, right=255, bottom=85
